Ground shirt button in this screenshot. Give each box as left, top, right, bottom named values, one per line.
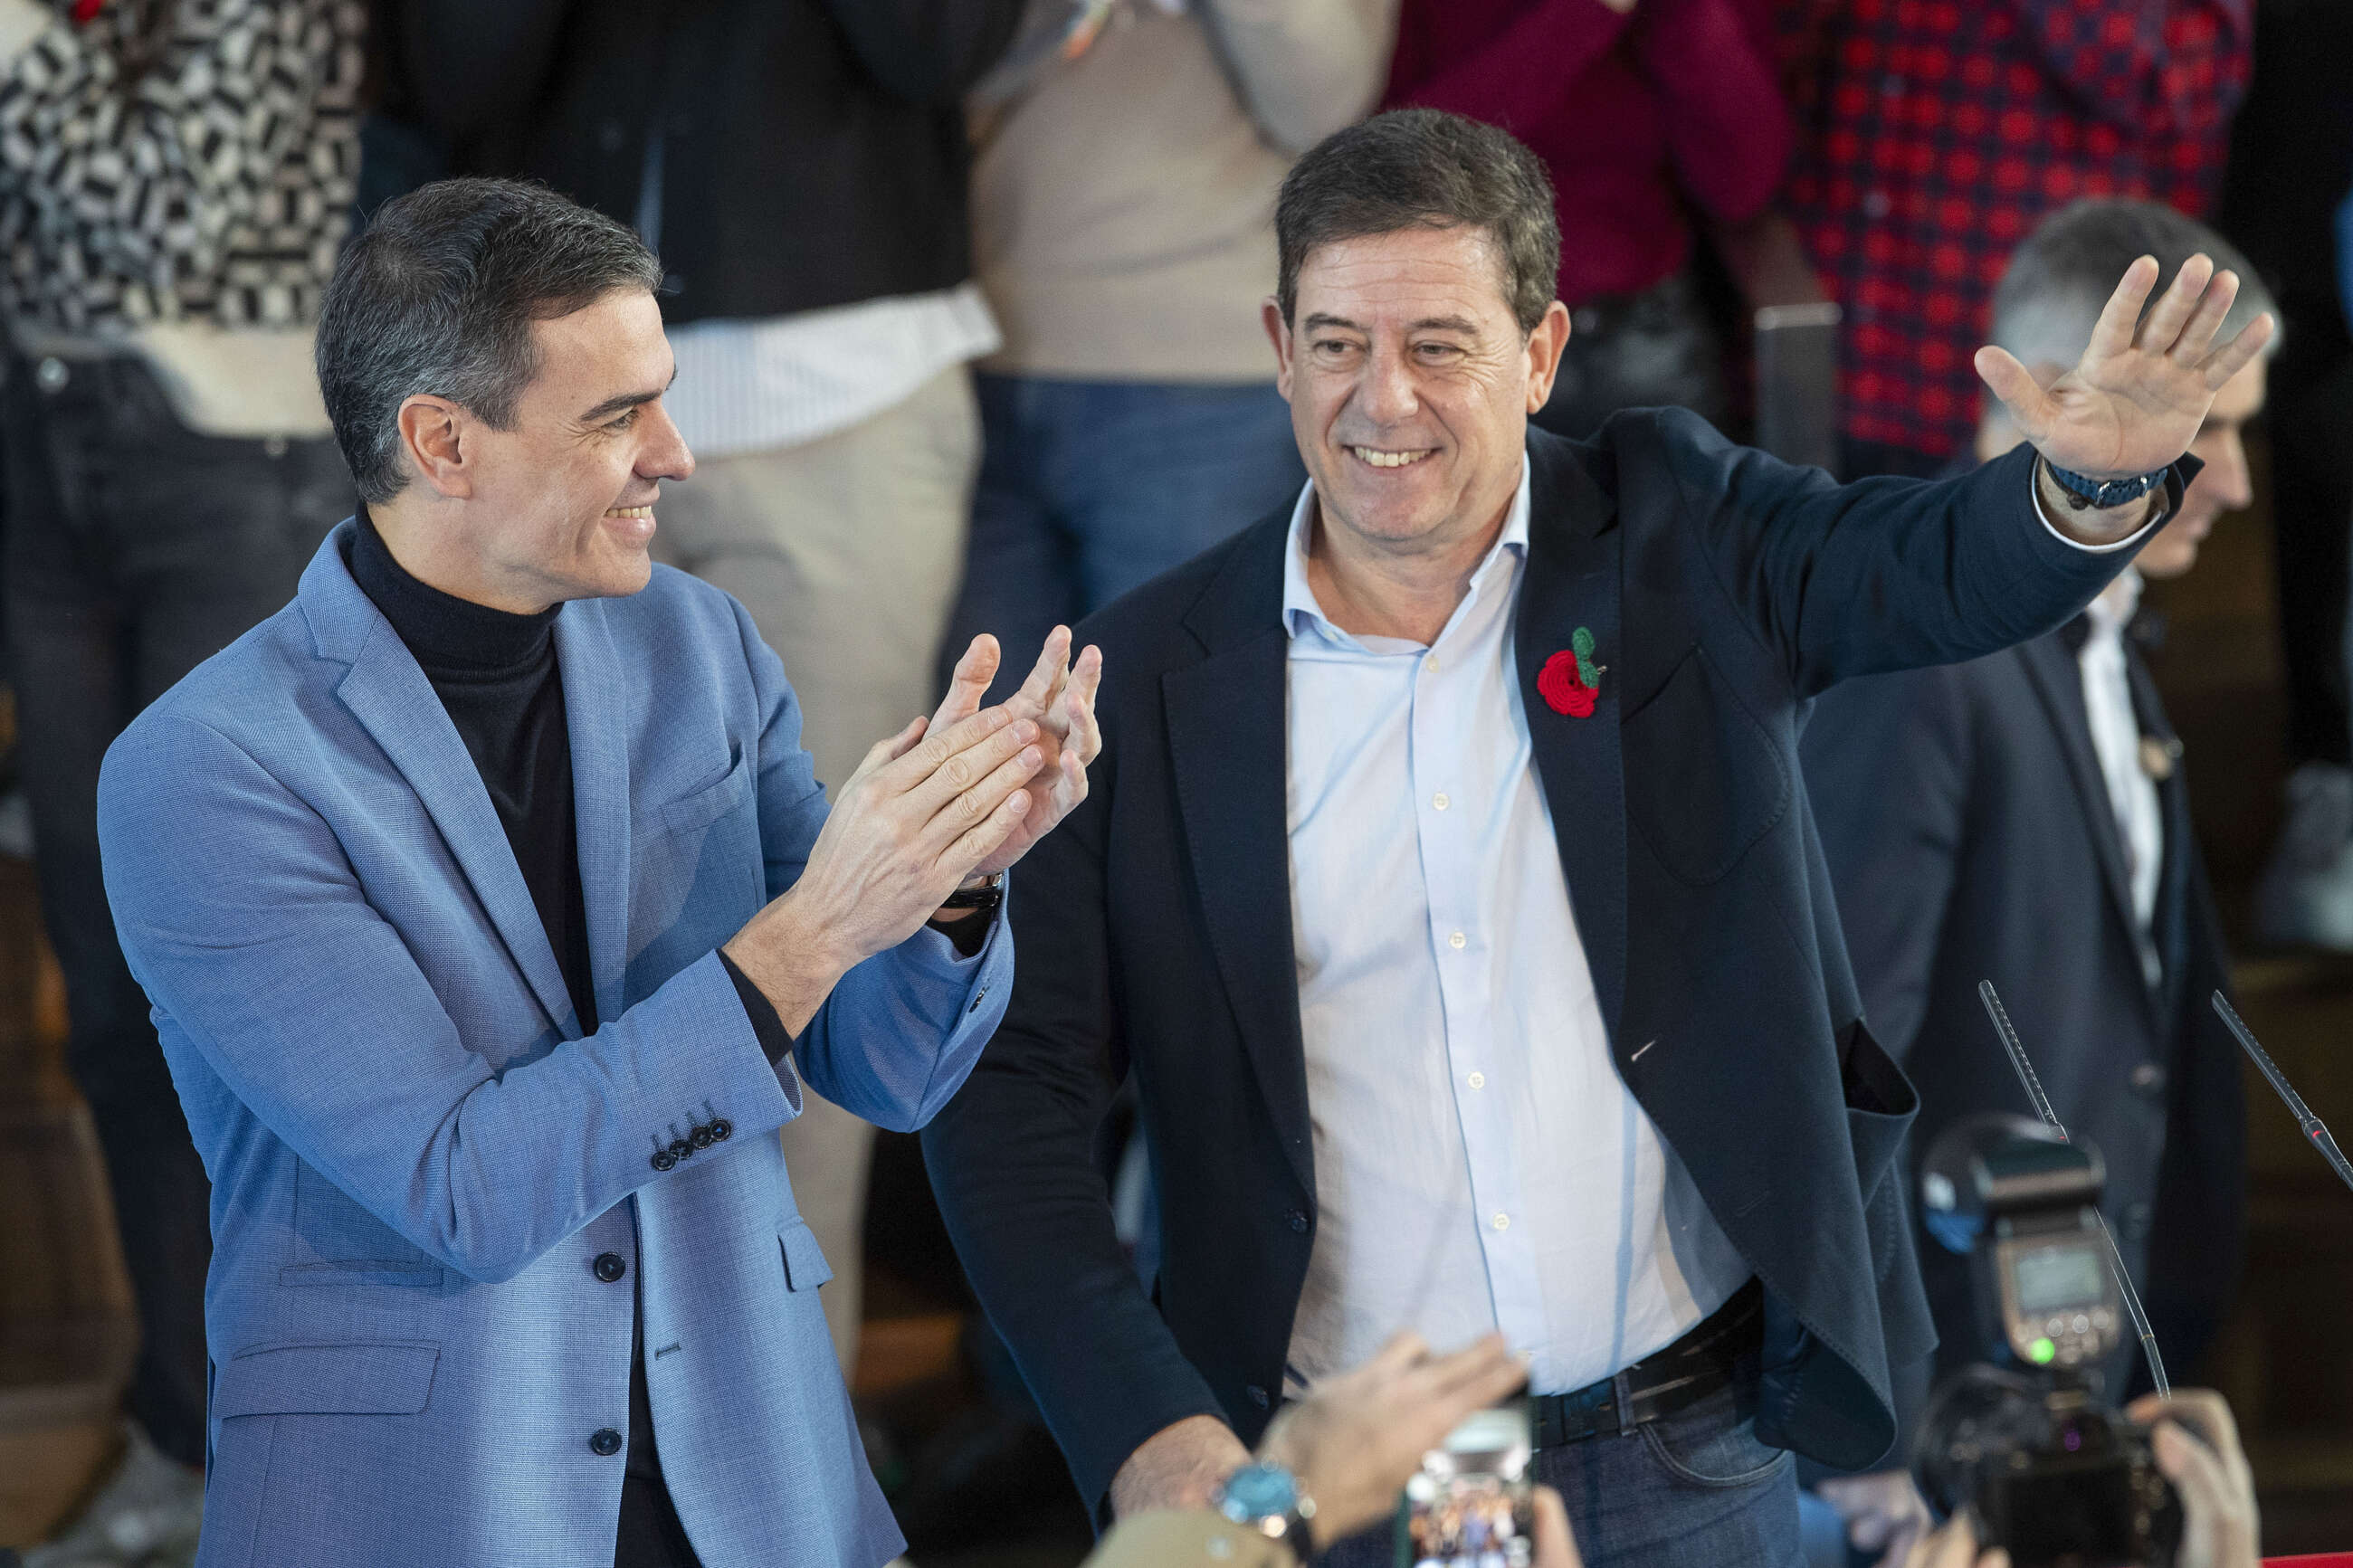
left=1433, top=792, right=1450, bottom=812
left=2129, top=1063, right=2167, bottom=1097
left=589, top=1428, right=624, bottom=1457
left=1449, top=931, right=1467, bottom=950
left=1491, top=1212, right=1510, bottom=1231
left=1424, top=655, right=1440, bottom=673
left=593, top=1251, right=627, bottom=1283
left=1467, top=1071, right=1486, bottom=1090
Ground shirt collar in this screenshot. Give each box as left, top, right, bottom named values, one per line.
left=1281, top=452, right=1533, bottom=643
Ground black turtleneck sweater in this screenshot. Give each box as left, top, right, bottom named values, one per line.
left=348, top=517, right=719, bottom=1568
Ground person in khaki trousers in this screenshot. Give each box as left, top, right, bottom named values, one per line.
left=654, top=360, right=986, bottom=1367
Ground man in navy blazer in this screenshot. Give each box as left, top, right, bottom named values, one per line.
left=1798, top=200, right=2269, bottom=1563
left=920, top=111, right=2271, bottom=1565
left=95, top=180, right=1100, bottom=1566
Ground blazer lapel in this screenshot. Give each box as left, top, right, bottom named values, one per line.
left=336, top=616, right=578, bottom=1037
left=1163, top=520, right=1312, bottom=1193
left=556, top=601, right=634, bottom=1031
left=2015, top=632, right=2158, bottom=1019
left=1515, top=441, right=1628, bottom=1043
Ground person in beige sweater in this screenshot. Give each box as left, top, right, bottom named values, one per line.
left=940, top=0, right=1396, bottom=700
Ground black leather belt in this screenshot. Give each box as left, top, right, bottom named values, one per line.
left=1529, top=1278, right=1765, bottom=1449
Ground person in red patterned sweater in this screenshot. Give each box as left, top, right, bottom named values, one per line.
left=1771, top=0, right=2253, bottom=478
left=1384, top=0, right=1797, bottom=440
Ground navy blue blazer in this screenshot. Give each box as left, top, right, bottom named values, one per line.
left=1801, top=623, right=2245, bottom=1392
left=922, top=411, right=2189, bottom=1510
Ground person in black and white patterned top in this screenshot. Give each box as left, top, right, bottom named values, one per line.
left=0, top=3, right=361, bottom=1562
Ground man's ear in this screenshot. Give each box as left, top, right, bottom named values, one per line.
left=1524, top=299, right=1572, bottom=415
left=1262, top=297, right=1295, bottom=402
left=395, top=394, right=475, bottom=500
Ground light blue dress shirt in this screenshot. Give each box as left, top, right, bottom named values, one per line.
left=1279, top=460, right=1748, bottom=1400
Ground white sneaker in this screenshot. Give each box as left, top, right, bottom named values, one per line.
left=2256, top=763, right=2353, bottom=950
left=21, top=1423, right=203, bottom=1568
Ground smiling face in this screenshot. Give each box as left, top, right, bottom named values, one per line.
left=385, top=286, right=693, bottom=613
left=1264, top=225, right=1567, bottom=565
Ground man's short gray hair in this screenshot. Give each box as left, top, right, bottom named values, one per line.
left=1989, top=198, right=2281, bottom=382
left=317, top=178, right=665, bottom=503
left=1276, top=109, right=1560, bottom=334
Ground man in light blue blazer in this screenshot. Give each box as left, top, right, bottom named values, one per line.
left=94, top=180, right=1101, bottom=1566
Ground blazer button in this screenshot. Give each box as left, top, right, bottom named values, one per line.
left=594, top=1252, right=627, bottom=1283
left=1288, top=1209, right=1310, bottom=1233
left=650, top=1149, right=677, bottom=1173
left=589, top=1428, right=623, bottom=1457
left=709, top=1119, right=731, bottom=1142
left=668, top=1138, right=695, bottom=1164
left=1246, top=1384, right=1270, bottom=1409
left=690, top=1123, right=717, bottom=1150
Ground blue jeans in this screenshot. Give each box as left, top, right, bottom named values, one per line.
left=1318, top=1382, right=1803, bottom=1568
left=940, top=374, right=1304, bottom=699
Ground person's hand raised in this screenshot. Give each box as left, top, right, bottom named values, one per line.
left=1975, top=253, right=2273, bottom=484
left=929, top=628, right=1103, bottom=877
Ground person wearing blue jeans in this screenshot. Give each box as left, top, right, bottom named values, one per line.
left=942, top=0, right=1395, bottom=704
left=943, top=375, right=1305, bottom=699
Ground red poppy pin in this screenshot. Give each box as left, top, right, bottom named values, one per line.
left=1538, top=628, right=1602, bottom=717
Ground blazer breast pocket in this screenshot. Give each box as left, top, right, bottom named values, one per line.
left=1623, top=643, right=1790, bottom=886
left=282, top=1161, right=443, bottom=1287
left=658, top=742, right=750, bottom=839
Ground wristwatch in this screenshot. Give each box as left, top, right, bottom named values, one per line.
left=2042, top=456, right=2168, bottom=512
left=937, top=870, right=1004, bottom=915
left=1214, top=1463, right=1318, bottom=1555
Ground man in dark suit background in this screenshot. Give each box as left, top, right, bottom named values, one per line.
left=1798, top=199, right=2270, bottom=1565
left=921, top=109, right=2272, bottom=1567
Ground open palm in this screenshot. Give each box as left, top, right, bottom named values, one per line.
left=926, top=627, right=1104, bottom=877
left=1975, top=252, right=2275, bottom=480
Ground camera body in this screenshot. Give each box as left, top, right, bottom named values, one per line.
left=1913, top=1115, right=2181, bottom=1568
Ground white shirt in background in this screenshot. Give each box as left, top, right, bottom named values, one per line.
left=662, top=284, right=1000, bottom=459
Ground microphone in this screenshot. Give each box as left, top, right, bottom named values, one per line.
left=2210, top=991, right=2353, bottom=1196
left=1978, top=980, right=2169, bottom=1398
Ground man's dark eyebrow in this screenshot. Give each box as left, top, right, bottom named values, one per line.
left=578, top=365, right=678, bottom=425
left=1299, top=311, right=1483, bottom=337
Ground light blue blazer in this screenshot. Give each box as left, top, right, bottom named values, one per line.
left=96, top=522, right=1011, bottom=1566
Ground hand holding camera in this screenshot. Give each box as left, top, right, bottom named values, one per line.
left=1900, top=1389, right=2257, bottom=1568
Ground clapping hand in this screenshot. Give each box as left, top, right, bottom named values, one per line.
left=929, top=628, right=1103, bottom=877
left=1975, top=253, right=2273, bottom=487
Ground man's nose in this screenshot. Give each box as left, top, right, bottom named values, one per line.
left=642, top=401, right=695, bottom=482
left=1357, top=343, right=1420, bottom=426
left=2207, top=429, right=2253, bottom=512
